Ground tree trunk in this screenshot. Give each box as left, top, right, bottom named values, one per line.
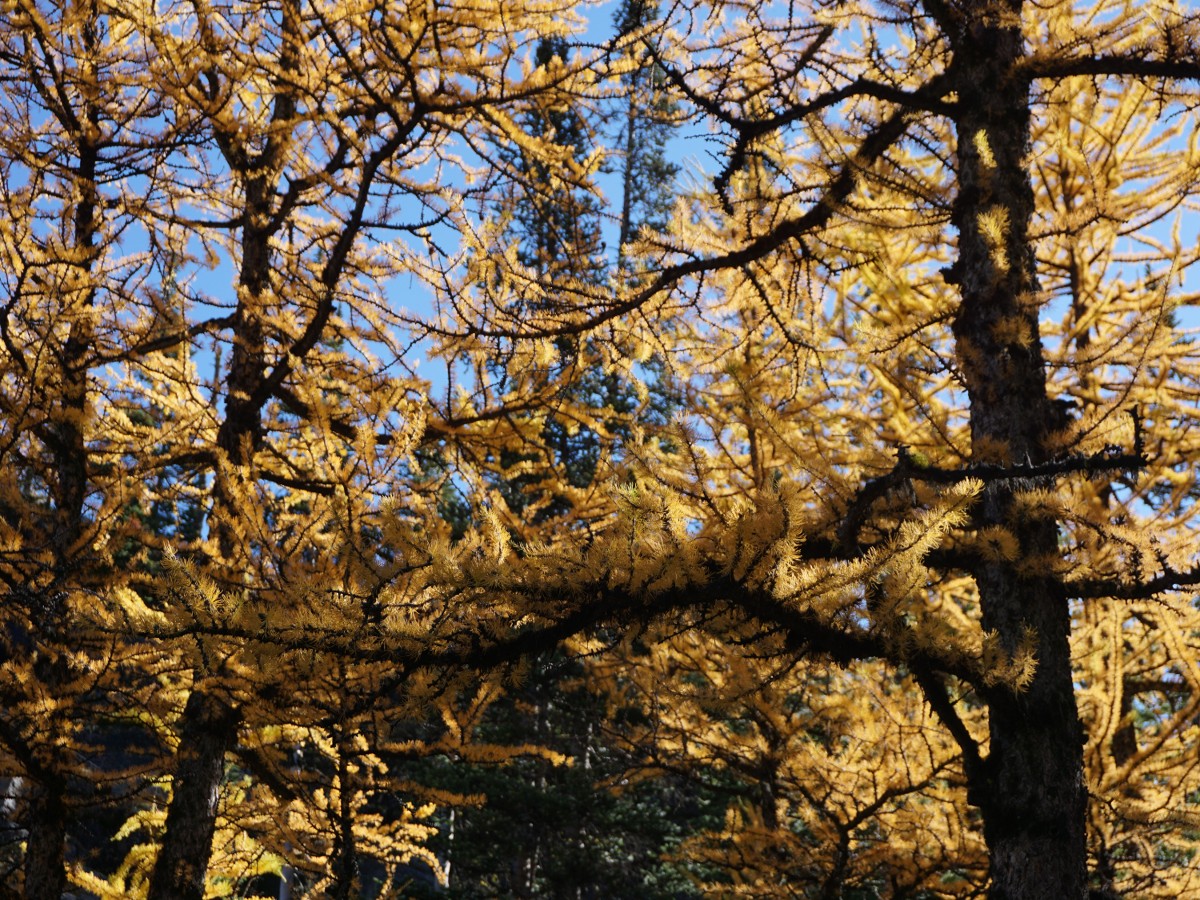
left=147, top=690, right=240, bottom=900
left=145, top=8, right=296, bottom=890
left=329, top=740, right=361, bottom=900
left=944, top=2, right=1089, bottom=897
left=22, top=780, right=66, bottom=900
left=19, top=15, right=103, bottom=894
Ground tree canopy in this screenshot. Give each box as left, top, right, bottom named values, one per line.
left=1, top=1, right=1200, bottom=898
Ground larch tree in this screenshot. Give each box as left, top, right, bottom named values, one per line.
left=426, top=0, right=1200, bottom=898
left=416, top=20, right=704, bottom=895
left=0, top=1, right=175, bottom=895
left=3, top=0, right=1200, bottom=899
left=0, top=0, right=615, bottom=898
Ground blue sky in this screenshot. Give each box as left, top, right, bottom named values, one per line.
left=123, top=1, right=1198, bottom=418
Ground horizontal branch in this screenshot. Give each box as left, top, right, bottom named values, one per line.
left=838, top=431, right=1147, bottom=553
left=1072, top=563, right=1200, bottom=600
left=1020, top=53, right=1200, bottom=82
left=133, top=562, right=989, bottom=697
left=97, top=315, right=235, bottom=364
left=902, top=446, right=1148, bottom=486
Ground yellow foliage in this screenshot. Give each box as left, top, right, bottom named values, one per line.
left=2, top=0, right=1200, bottom=896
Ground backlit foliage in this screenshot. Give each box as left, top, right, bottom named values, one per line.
left=0, top=0, right=1199, bottom=898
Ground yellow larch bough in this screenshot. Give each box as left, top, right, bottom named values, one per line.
left=0, top=0, right=1199, bottom=898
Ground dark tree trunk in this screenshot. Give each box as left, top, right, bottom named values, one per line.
left=329, top=746, right=361, bottom=900
left=22, top=781, right=66, bottom=900
left=147, top=690, right=241, bottom=900
left=147, top=137, right=280, bottom=900
left=943, top=2, right=1089, bottom=897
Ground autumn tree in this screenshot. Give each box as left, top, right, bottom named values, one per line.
left=421, top=1, right=1200, bottom=898
left=4, top=1, right=1200, bottom=899
left=0, top=0, right=617, bottom=897
left=0, top=2, right=174, bottom=894
left=415, top=18, right=707, bottom=894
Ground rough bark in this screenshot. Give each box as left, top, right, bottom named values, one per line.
left=21, top=780, right=66, bottom=900
left=147, top=88, right=280, bottom=900
left=944, top=2, right=1089, bottom=897
left=147, top=2, right=304, bottom=888
left=146, top=690, right=241, bottom=900
left=147, top=246, right=269, bottom=900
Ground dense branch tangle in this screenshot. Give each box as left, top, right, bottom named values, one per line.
left=430, top=0, right=1200, bottom=897
left=1, top=0, right=1200, bottom=898
left=0, top=1, right=638, bottom=898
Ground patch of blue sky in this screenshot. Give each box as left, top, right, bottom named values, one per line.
left=70, top=0, right=1196, bottom=476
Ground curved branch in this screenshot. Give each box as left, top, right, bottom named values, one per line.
left=450, top=104, right=918, bottom=341
left=912, top=668, right=986, bottom=793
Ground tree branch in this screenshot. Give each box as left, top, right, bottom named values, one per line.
left=1020, top=54, right=1200, bottom=82
left=449, top=105, right=917, bottom=341
left=912, top=668, right=986, bottom=789
left=1072, top=563, right=1200, bottom=600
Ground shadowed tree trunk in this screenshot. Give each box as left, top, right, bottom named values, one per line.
left=147, top=84, right=286, bottom=900
left=21, top=778, right=66, bottom=900
left=145, top=174, right=274, bottom=897
left=146, top=691, right=241, bottom=900
left=20, top=5, right=104, bottom=891
left=940, top=1, right=1088, bottom=895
